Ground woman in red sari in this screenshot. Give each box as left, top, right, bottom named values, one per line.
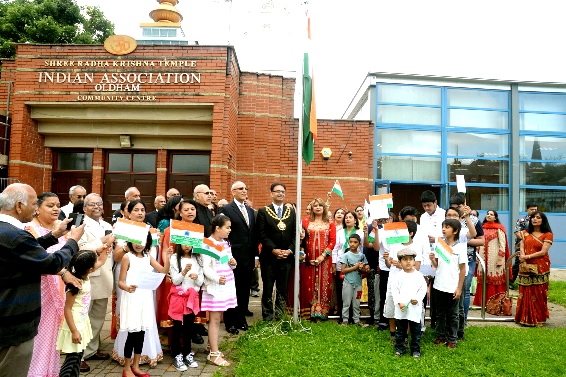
left=299, top=198, right=336, bottom=320
left=473, top=210, right=511, bottom=307
left=515, top=211, right=552, bottom=326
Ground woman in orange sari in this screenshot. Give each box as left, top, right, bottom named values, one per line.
left=515, top=211, right=553, bottom=327
left=299, top=198, right=336, bottom=320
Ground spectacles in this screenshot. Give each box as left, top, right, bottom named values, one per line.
left=234, top=187, right=249, bottom=191
left=197, top=191, right=213, bottom=195
left=86, top=202, right=103, bottom=207
left=74, top=195, right=86, bottom=199
left=272, top=190, right=285, bottom=194
left=355, top=209, right=364, bottom=212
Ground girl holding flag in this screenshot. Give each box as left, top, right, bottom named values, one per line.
left=200, top=214, right=237, bottom=367
left=429, top=219, right=467, bottom=349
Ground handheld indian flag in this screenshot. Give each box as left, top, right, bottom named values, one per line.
left=302, top=11, right=317, bottom=165
left=367, top=228, right=377, bottom=243
left=331, top=180, right=344, bottom=199
left=435, top=237, right=453, bottom=264
left=113, top=218, right=150, bottom=245
left=383, top=222, right=410, bottom=245
left=170, top=220, right=204, bottom=247
left=369, top=193, right=393, bottom=219
left=193, top=238, right=229, bottom=264
left=150, top=228, right=159, bottom=247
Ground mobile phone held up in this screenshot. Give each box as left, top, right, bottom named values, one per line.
left=67, top=213, right=84, bottom=230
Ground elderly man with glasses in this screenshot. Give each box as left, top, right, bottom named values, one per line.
left=193, top=184, right=214, bottom=237
left=59, top=185, right=87, bottom=220
left=78, top=193, right=115, bottom=372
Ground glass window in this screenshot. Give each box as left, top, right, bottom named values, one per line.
left=378, top=156, right=440, bottom=181
left=171, top=155, right=210, bottom=174
left=57, top=152, right=92, bottom=171
left=133, top=154, right=156, bottom=173
left=377, top=105, right=441, bottom=126
left=520, top=136, right=566, bottom=160
left=377, top=129, right=440, bottom=155
left=448, top=158, right=508, bottom=184
left=142, top=29, right=151, bottom=36
left=520, top=162, right=566, bottom=186
left=447, top=89, right=508, bottom=109
left=450, top=186, right=509, bottom=211
left=519, top=93, right=566, bottom=113
left=448, top=109, right=508, bottom=129
left=522, top=188, right=566, bottom=213
left=377, top=85, right=441, bottom=105
left=108, top=153, right=130, bottom=172
left=448, top=132, right=508, bottom=158
left=520, top=112, right=566, bottom=132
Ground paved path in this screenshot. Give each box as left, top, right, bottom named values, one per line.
left=75, top=293, right=263, bottom=377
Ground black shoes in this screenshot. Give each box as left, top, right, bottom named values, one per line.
left=192, top=334, right=204, bottom=344
left=244, top=310, right=254, bottom=317
left=238, top=323, right=249, bottom=331
left=195, top=324, right=208, bottom=336
left=226, top=326, right=240, bottom=335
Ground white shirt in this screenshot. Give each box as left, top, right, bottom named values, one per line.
left=331, top=228, right=364, bottom=271
left=391, top=269, right=428, bottom=323
left=420, top=207, right=446, bottom=246
left=386, top=242, right=424, bottom=287
left=0, top=214, right=24, bottom=229
left=271, top=202, right=285, bottom=217
left=60, top=202, right=74, bottom=217
left=432, top=239, right=467, bottom=294
left=415, top=224, right=436, bottom=276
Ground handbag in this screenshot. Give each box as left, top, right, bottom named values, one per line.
left=519, top=263, right=538, bottom=274
left=486, top=291, right=513, bottom=316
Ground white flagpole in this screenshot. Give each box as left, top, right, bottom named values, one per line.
left=293, top=60, right=304, bottom=324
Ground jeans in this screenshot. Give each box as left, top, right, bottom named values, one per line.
left=395, top=319, right=422, bottom=355
left=463, top=260, right=476, bottom=320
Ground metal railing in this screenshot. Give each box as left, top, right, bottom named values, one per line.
left=0, top=177, right=20, bottom=192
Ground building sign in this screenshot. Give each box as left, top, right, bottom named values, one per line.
left=37, top=59, right=201, bottom=102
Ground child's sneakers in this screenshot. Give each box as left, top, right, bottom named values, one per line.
left=434, top=338, right=447, bottom=345
left=186, top=351, right=198, bottom=368
left=340, top=322, right=348, bottom=326
left=412, top=352, right=421, bottom=359
left=173, top=354, right=188, bottom=371
left=447, top=342, right=457, bottom=349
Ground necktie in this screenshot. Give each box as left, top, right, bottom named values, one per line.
left=240, top=204, right=249, bottom=226
left=277, top=206, right=282, bottom=218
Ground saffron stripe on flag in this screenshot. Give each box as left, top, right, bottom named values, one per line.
left=113, top=218, right=150, bottom=245
left=435, top=238, right=453, bottom=264
left=383, top=222, right=410, bottom=244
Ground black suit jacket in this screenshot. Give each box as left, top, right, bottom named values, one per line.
left=257, top=204, right=296, bottom=265
left=144, top=210, right=158, bottom=228
left=219, top=201, right=257, bottom=268
left=194, top=202, right=213, bottom=237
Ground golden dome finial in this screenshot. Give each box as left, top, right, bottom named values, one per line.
left=149, top=0, right=183, bottom=24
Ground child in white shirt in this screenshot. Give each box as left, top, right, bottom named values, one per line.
left=390, top=248, right=427, bottom=358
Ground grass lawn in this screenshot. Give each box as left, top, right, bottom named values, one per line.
left=221, top=320, right=566, bottom=377
left=214, top=280, right=566, bottom=377
left=549, top=280, right=566, bottom=306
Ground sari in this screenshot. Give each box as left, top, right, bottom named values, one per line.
left=515, top=231, right=552, bottom=326
left=296, top=219, right=336, bottom=320
left=473, top=222, right=511, bottom=307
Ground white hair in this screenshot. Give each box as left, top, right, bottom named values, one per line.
left=84, top=193, right=101, bottom=204
left=231, top=181, right=246, bottom=190
left=69, top=185, right=86, bottom=195
left=0, top=183, right=29, bottom=210
left=125, top=187, right=138, bottom=198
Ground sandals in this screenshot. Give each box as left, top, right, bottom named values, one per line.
left=205, top=345, right=224, bottom=357
left=207, top=351, right=230, bottom=366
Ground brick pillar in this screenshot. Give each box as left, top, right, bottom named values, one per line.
left=156, top=149, right=167, bottom=197
left=92, top=148, right=104, bottom=195
left=43, top=148, right=53, bottom=192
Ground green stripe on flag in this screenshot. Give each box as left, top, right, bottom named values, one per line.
left=386, top=235, right=410, bottom=244
left=193, top=248, right=229, bottom=264
left=170, top=236, right=202, bottom=247
left=435, top=247, right=451, bottom=264
left=115, top=234, right=146, bottom=245
left=302, top=52, right=314, bottom=165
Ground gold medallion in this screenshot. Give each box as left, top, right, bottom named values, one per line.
left=278, top=221, right=287, bottom=231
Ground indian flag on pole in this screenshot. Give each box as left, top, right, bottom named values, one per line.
left=435, top=237, right=453, bottom=264
left=383, top=222, right=410, bottom=245
left=302, top=11, right=316, bottom=165
left=331, top=180, right=344, bottom=199
left=367, top=228, right=377, bottom=243
left=193, top=238, right=229, bottom=264
left=113, top=218, right=150, bottom=245
left=170, top=220, right=204, bottom=247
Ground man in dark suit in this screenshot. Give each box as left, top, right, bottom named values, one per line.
left=144, top=195, right=166, bottom=228
left=193, top=184, right=213, bottom=237
left=256, top=182, right=296, bottom=321
left=219, top=181, right=258, bottom=334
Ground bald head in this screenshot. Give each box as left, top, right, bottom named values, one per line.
left=0, top=183, right=38, bottom=222
left=166, top=188, right=180, bottom=200
left=193, top=184, right=212, bottom=206
left=154, top=195, right=166, bottom=210
left=125, top=187, right=140, bottom=201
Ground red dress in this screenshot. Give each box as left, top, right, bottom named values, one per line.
left=296, top=219, right=336, bottom=320
left=473, top=222, right=511, bottom=307
left=515, top=231, right=552, bottom=326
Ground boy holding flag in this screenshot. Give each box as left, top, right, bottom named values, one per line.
left=429, top=219, right=466, bottom=349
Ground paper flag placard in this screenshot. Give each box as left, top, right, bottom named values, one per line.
left=383, top=222, right=410, bottom=244
left=435, top=237, right=453, bottom=264
left=193, top=238, right=229, bottom=263
left=456, top=175, right=466, bottom=194
left=331, top=180, right=344, bottom=199
left=113, top=218, right=150, bottom=245
left=150, top=228, right=159, bottom=246
left=170, top=220, right=204, bottom=247
left=369, top=193, right=393, bottom=220
left=364, top=199, right=371, bottom=225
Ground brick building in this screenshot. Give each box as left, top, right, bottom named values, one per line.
left=0, top=42, right=373, bottom=219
